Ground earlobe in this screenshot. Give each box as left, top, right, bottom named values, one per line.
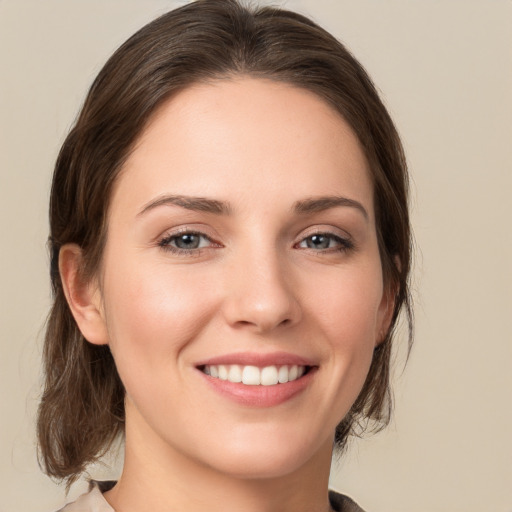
left=59, top=244, right=109, bottom=345
left=376, top=286, right=396, bottom=347
left=375, top=255, right=402, bottom=347
left=376, top=277, right=400, bottom=349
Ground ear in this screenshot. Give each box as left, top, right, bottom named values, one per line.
left=375, top=256, right=401, bottom=347
left=375, top=283, right=396, bottom=347
left=59, top=244, right=109, bottom=345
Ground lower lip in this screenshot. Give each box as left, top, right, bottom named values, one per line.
left=197, top=368, right=317, bottom=407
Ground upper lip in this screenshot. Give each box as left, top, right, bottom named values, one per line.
left=195, top=351, right=317, bottom=368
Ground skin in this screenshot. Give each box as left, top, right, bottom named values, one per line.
left=61, top=77, right=394, bottom=512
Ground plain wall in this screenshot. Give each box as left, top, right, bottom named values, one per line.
left=1, top=1, right=510, bottom=511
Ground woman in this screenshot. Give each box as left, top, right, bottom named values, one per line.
left=38, top=1, right=413, bottom=510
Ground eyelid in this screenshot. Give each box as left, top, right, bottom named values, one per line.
left=298, top=225, right=353, bottom=242
left=156, top=224, right=217, bottom=242
left=157, top=226, right=222, bottom=255
left=161, top=231, right=211, bottom=246
left=294, top=226, right=355, bottom=252
left=155, top=224, right=355, bottom=256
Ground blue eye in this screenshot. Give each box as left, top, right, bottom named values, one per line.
left=298, top=233, right=352, bottom=252
left=159, top=231, right=213, bottom=252
left=158, top=230, right=352, bottom=255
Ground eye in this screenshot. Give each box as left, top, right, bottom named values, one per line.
left=297, top=233, right=353, bottom=252
left=158, top=231, right=215, bottom=253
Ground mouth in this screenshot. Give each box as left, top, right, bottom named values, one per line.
left=198, top=364, right=312, bottom=386
left=194, top=352, right=317, bottom=407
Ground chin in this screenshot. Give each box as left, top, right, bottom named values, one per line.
left=198, top=429, right=330, bottom=480
left=213, top=452, right=309, bottom=480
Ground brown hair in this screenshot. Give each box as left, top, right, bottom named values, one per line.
left=38, top=0, right=413, bottom=486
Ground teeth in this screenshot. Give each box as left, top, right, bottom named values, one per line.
left=278, top=365, right=289, bottom=383
left=228, top=364, right=242, bottom=383
left=261, top=366, right=278, bottom=386
left=202, top=364, right=307, bottom=385
left=218, top=365, right=228, bottom=380
left=242, top=365, right=260, bottom=385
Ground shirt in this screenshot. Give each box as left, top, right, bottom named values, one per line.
left=57, top=480, right=366, bottom=512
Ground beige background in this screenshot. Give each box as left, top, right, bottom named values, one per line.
left=1, top=1, right=511, bottom=511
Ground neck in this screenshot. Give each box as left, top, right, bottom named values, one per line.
left=104, top=404, right=334, bottom=512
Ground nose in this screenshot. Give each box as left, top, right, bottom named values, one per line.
left=221, top=247, right=302, bottom=334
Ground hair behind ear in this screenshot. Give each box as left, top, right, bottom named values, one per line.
left=37, top=266, right=125, bottom=487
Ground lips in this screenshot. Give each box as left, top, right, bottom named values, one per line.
left=195, top=351, right=315, bottom=368
left=195, top=352, right=317, bottom=407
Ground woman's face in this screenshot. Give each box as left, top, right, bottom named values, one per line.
left=96, top=77, right=392, bottom=478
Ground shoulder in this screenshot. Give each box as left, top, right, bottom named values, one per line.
left=55, top=483, right=363, bottom=512
left=328, top=489, right=367, bottom=512
left=55, top=481, right=116, bottom=512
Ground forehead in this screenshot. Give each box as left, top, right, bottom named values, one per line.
left=113, top=77, right=374, bottom=218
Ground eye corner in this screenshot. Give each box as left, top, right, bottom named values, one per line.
left=294, top=230, right=355, bottom=254
left=157, top=229, right=222, bottom=256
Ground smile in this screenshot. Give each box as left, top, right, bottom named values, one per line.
left=195, top=352, right=317, bottom=406
left=201, top=364, right=308, bottom=385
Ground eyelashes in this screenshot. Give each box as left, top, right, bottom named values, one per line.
left=296, top=233, right=354, bottom=252
left=157, top=228, right=355, bottom=257
left=158, top=230, right=219, bottom=256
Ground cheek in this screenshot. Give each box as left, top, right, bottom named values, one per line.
left=307, top=264, right=384, bottom=397
left=310, top=264, right=384, bottom=342
left=101, top=260, right=218, bottom=380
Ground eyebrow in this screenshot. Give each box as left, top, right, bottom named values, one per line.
left=137, top=194, right=232, bottom=217
left=293, top=196, right=369, bottom=221
left=137, top=194, right=368, bottom=220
